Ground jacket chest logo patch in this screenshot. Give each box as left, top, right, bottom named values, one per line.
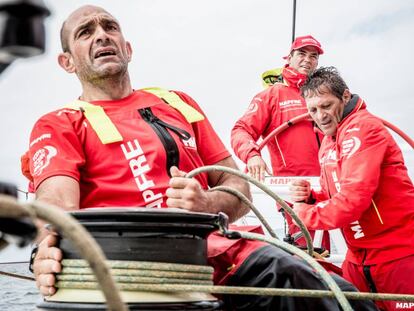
left=244, top=99, right=260, bottom=115
left=341, top=137, right=361, bottom=158
left=322, top=149, right=337, bottom=162
left=182, top=136, right=197, bottom=150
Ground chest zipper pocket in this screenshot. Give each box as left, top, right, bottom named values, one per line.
left=138, top=107, right=191, bottom=176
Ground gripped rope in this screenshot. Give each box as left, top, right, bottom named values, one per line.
left=187, top=165, right=351, bottom=311
left=186, top=165, right=314, bottom=256
left=208, top=185, right=278, bottom=238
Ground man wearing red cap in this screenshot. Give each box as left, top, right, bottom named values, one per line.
left=231, top=35, right=328, bottom=248
left=232, top=34, right=323, bottom=180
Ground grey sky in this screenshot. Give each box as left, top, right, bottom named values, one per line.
left=1, top=0, right=414, bottom=194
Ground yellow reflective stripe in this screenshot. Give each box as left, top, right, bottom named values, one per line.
left=63, top=87, right=204, bottom=144
left=64, top=100, right=123, bottom=144
left=142, top=87, right=204, bottom=123
left=371, top=199, right=384, bottom=225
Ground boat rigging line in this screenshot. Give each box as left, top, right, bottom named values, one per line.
left=258, top=112, right=414, bottom=152
left=291, top=0, right=297, bottom=42
left=0, top=269, right=34, bottom=281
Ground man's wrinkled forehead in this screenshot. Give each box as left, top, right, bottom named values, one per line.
left=303, top=84, right=331, bottom=101
left=294, top=46, right=319, bottom=55
left=64, top=6, right=118, bottom=36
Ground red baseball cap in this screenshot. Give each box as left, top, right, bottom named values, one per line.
left=282, top=35, right=324, bottom=59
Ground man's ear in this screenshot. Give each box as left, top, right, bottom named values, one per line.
left=58, top=52, right=76, bottom=73
left=342, top=89, right=352, bottom=103
left=286, top=54, right=292, bottom=66
left=126, top=41, right=132, bottom=62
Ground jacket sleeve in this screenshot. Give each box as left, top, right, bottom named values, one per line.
left=231, top=88, right=276, bottom=163
left=28, top=111, right=86, bottom=190
left=295, top=117, right=389, bottom=230
left=310, top=188, right=328, bottom=203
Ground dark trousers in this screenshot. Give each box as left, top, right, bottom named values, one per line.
left=223, top=245, right=378, bottom=311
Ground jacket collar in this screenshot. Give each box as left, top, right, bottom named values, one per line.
left=341, top=94, right=365, bottom=124
left=282, top=65, right=308, bottom=89
left=329, top=94, right=366, bottom=140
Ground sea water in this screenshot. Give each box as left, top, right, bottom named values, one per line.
left=0, top=262, right=40, bottom=311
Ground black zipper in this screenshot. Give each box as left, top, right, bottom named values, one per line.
left=138, top=107, right=191, bottom=176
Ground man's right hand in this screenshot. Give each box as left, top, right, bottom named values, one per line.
left=246, top=155, right=271, bottom=182
left=289, top=179, right=312, bottom=203
left=33, top=234, right=62, bottom=296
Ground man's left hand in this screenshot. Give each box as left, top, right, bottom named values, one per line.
left=166, top=166, right=210, bottom=213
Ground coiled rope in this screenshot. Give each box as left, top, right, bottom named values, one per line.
left=56, top=259, right=213, bottom=288
left=54, top=257, right=414, bottom=303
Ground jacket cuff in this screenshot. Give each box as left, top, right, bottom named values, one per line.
left=246, top=150, right=261, bottom=161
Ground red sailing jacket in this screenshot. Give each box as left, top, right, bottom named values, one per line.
left=27, top=90, right=229, bottom=208
left=295, top=95, right=414, bottom=265
left=231, top=66, right=322, bottom=176
left=25, top=89, right=264, bottom=284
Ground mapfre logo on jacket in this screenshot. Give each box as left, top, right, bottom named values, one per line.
left=279, top=99, right=302, bottom=109
left=320, top=148, right=337, bottom=166
left=341, top=135, right=361, bottom=158
left=244, top=97, right=261, bottom=116
left=182, top=136, right=197, bottom=150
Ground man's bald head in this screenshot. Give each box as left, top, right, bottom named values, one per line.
left=60, top=5, right=113, bottom=52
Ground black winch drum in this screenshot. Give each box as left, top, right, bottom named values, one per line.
left=36, top=208, right=224, bottom=311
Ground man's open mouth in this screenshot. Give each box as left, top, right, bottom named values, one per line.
left=94, top=49, right=116, bottom=59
